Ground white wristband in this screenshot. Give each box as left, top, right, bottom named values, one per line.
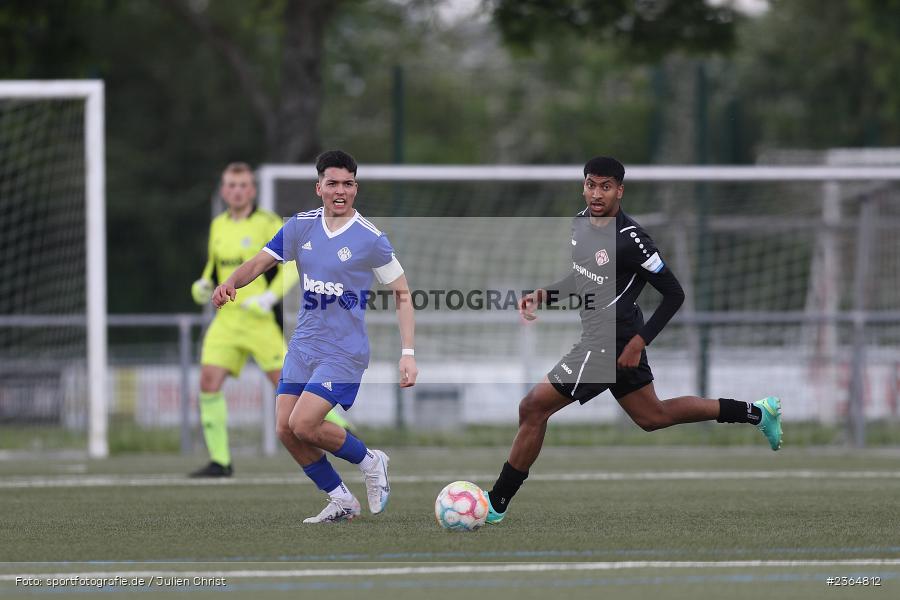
left=401, top=348, right=415, bottom=356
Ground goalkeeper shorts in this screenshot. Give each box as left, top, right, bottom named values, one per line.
left=200, top=314, right=286, bottom=375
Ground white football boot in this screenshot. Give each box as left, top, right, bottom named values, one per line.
left=361, top=449, right=391, bottom=514
left=302, top=496, right=361, bottom=524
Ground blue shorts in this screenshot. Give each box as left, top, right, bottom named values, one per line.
left=276, top=350, right=365, bottom=410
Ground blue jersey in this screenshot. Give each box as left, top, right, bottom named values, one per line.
left=264, top=208, right=402, bottom=368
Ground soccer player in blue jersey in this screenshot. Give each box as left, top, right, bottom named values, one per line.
left=212, top=150, right=417, bottom=523
left=188, top=162, right=351, bottom=479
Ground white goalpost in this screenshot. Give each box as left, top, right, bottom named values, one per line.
left=258, top=162, right=900, bottom=443
left=0, top=81, right=107, bottom=457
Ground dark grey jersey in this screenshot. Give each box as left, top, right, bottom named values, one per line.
left=546, top=209, right=685, bottom=346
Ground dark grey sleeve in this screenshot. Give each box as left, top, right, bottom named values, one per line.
left=621, top=228, right=684, bottom=345
left=637, top=267, right=685, bottom=345
left=540, top=272, right=577, bottom=306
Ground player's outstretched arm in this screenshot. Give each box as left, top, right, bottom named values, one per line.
left=387, top=274, right=418, bottom=388
left=212, top=250, right=278, bottom=308
left=240, top=260, right=300, bottom=316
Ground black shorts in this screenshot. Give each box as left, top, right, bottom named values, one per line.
left=548, top=336, right=654, bottom=403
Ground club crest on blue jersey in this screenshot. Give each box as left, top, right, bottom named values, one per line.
left=263, top=208, right=399, bottom=367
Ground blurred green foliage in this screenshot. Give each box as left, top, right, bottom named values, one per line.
left=733, top=0, right=896, bottom=148
left=491, top=0, right=736, bottom=59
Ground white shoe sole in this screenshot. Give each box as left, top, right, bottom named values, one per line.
left=302, top=513, right=357, bottom=524
left=302, top=498, right=361, bottom=523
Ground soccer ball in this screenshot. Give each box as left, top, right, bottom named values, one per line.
left=434, top=481, right=489, bottom=531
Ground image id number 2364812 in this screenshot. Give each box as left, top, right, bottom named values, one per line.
left=826, top=576, right=882, bottom=587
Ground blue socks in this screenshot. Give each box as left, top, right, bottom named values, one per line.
left=301, top=433, right=371, bottom=495
left=333, top=431, right=367, bottom=464
left=302, top=455, right=341, bottom=493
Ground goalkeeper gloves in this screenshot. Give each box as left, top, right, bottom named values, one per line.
left=191, top=278, right=213, bottom=305
left=241, top=290, right=278, bottom=318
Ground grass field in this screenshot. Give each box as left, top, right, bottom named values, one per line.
left=7, top=421, right=900, bottom=453
left=2, top=446, right=900, bottom=598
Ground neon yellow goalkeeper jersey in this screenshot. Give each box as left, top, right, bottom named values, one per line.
left=200, top=207, right=291, bottom=319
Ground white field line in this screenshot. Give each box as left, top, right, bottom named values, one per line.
left=2, top=559, right=900, bottom=582
left=2, top=470, right=900, bottom=489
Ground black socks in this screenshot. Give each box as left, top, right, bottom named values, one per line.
left=488, top=462, right=529, bottom=513
left=716, top=398, right=762, bottom=425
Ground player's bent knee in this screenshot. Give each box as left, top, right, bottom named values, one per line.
left=517, top=396, right=535, bottom=425
left=636, top=419, right=661, bottom=432
left=632, top=410, right=671, bottom=432
left=518, top=391, right=550, bottom=426
left=199, top=377, right=218, bottom=393
left=199, top=369, right=225, bottom=393
left=275, top=421, right=295, bottom=445
left=288, top=416, right=315, bottom=443
left=293, top=421, right=333, bottom=445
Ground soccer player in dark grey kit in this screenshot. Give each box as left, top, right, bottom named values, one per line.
left=483, top=156, right=782, bottom=524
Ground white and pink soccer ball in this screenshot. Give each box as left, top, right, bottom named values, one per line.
left=434, top=481, right=489, bottom=531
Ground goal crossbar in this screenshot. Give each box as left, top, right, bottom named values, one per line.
left=258, top=164, right=900, bottom=211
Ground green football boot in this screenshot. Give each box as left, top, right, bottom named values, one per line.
left=483, top=489, right=505, bottom=524
left=754, top=396, right=783, bottom=451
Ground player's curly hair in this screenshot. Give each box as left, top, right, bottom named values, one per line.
left=316, top=150, right=358, bottom=177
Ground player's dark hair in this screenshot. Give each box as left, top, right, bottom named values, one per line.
left=583, top=156, right=625, bottom=183
left=316, top=150, right=358, bottom=177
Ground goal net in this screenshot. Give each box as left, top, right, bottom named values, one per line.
left=261, top=164, right=900, bottom=437
left=0, top=81, right=106, bottom=457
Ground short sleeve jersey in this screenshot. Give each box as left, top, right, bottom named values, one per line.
left=264, top=208, right=401, bottom=368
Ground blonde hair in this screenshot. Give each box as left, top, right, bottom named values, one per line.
left=221, top=162, right=255, bottom=182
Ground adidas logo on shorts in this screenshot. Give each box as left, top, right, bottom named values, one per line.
left=322, top=381, right=333, bottom=391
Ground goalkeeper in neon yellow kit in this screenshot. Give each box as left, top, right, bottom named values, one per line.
left=189, top=162, right=351, bottom=477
